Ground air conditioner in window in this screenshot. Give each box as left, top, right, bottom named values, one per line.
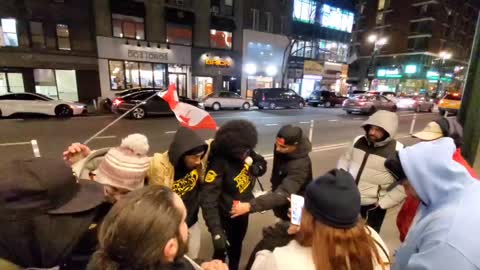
left=176, top=0, right=184, bottom=7
left=211, top=6, right=220, bottom=15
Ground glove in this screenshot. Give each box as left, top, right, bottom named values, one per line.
left=212, top=233, right=229, bottom=261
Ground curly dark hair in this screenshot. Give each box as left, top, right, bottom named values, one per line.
left=212, top=120, right=258, bottom=159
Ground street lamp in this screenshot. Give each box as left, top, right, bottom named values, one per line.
left=365, top=34, right=388, bottom=90
left=435, top=51, right=453, bottom=97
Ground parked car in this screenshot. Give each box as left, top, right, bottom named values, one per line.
left=342, top=94, right=397, bottom=115
left=396, top=95, right=435, bottom=112
left=203, top=92, right=251, bottom=111
left=347, top=90, right=367, bottom=98
left=252, top=88, right=305, bottom=110
left=307, top=90, right=347, bottom=108
left=112, top=89, right=201, bottom=119
left=0, top=92, right=86, bottom=118
left=438, top=92, right=462, bottom=115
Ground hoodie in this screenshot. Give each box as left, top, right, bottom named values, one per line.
left=393, top=138, right=480, bottom=270
left=148, top=127, right=209, bottom=227
left=250, top=137, right=313, bottom=220
left=338, top=110, right=405, bottom=209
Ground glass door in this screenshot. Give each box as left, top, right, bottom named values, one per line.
left=169, top=73, right=187, bottom=97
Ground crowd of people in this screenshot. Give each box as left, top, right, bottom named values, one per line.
left=0, top=112, right=479, bottom=270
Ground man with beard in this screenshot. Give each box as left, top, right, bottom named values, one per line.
left=338, top=110, right=406, bottom=233
left=87, top=185, right=227, bottom=270
left=230, top=125, right=313, bottom=270
left=201, top=120, right=267, bottom=270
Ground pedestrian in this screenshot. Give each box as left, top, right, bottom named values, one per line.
left=338, top=110, right=405, bottom=232
left=250, top=169, right=390, bottom=270
left=201, top=120, right=267, bottom=270
left=396, top=117, right=478, bottom=241
left=148, top=127, right=211, bottom=258
left=229, top=125, right=312, bottom=269
left=87, top=185, right=228, bottom=270
left=63, top=133, right=151, bottom=203
left=385, top=138, right=480, bottom=270
left=0, top=158, right=107, bottom=270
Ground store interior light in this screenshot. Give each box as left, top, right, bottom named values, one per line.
left=266, top=65, right=278, bottom=76
left=368, top=34, right=377, bottom=43
left=377, top=37, right=388, bottom=46
left=245, top=63, right=257, bottom=75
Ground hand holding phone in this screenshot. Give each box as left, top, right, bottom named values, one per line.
left=290, top=194, right=304, bottom=225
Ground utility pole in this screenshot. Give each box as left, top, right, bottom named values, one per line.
left=459, top=11, right=480, bottom=173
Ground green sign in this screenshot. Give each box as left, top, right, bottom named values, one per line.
left=377, top=68, right=403, bottom=78
left=405, top=65, right=417, bottom=74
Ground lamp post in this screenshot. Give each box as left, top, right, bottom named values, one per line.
left=435, top=51, right=452, bottom=98
left=365, top=34, right=388, bottom=91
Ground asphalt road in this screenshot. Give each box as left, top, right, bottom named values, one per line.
left=0, top=107, right=439, bottom=162
left=0, top=107, right=438, bottom=269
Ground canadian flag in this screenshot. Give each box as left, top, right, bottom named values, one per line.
left=159, top=84, right=217, bottom=131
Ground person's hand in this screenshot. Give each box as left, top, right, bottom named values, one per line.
left=63, top=143, right=91, bottom=165
left=287, top=224, right=300, bottom=235
left=201, top=260, right=229, bottom=270
left=230, top=202, right=251, bottom=218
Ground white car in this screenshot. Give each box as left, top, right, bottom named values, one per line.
left=203, top=92, right=251, bottom=111
left=0, top=92, right=86, bottom=117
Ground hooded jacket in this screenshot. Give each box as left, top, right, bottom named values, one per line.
left=147, top=127, right=210, bottom=227
left=250, top=137, right=313, bottom=220
left=338, top=110, right=405, bottom=209
left=201, top=140, right=267, bottom=235
left=393, top=138, right=480, bottom=270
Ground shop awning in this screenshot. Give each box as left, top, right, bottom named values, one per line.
left=211, top=16, right=236, bottom=32
left=165, top=7, right=195, bottom=25
left=110, top=0, right=145, bottom=17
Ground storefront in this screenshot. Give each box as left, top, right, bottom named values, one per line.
left=97, top=36, right=191, bottom=98
left=241, top=30, right=289, bottom=97
left=191, top=48, right=241, bottom=99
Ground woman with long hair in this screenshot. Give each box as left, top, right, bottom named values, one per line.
left=251, top=169, right=390, bottom=270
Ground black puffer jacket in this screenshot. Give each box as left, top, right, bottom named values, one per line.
left=250, top=137, right=313, bottom=221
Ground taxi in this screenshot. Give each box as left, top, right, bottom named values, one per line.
left=438, top=92, right=462, bottom=115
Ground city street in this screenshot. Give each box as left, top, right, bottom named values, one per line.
left=0, top=107, right=438, bottom=268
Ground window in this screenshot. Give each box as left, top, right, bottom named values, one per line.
left=153, top=64, right=166, bottom=88
left=224, top=0, right=233, bottom=16
left=0, top=18, right=19, bottom=47
left=0, top=72, right=25, bottom=95
left=320, top=4, right=354, bottom=32
left=407, top=37, right=429, bottom=51
left=112, top=14, right=145, bottom=40
left=376, top=12, right=385, bottom=25
left=56, top=24, right=71, bottom=50
left=378, top=0, right=385, bottom=10
left=125, top=61, right=140, bottom=88
left=251, top=9, right=260, bottom=30
left=265, top=12, right=273, bottom=33
left=304, top=41, right=313, bottom=58
left=166, top=23, right=192, bottom=45
left=109, top=61, right=126, bottom=90
left=140, top=63, right=154, bottom=88
left=280, top=16, right=287, bottom=34
left=293, top=0, right=316, bottom=24
left=34, top=69, right=58, bottom=98
left=225, top=0, right=233, bottom=6
left=210, top=29, right=232, bottom=49
left=30, top=22, right=45, bottom=48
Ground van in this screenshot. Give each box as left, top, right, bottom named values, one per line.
left=252, top=88, right=305, bottom=110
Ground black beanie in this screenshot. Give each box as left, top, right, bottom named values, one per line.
left=304, top=169, right=360, bottom=229
left=277, top=125, right=303, bottom=146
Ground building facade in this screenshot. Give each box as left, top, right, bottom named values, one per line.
left=94, top=0, right=243, bottom=99
left=349, top=0, right=480, bottom=97
left=0, top=0, right=99, bottom=103
left=287, top=0, right=355, bottom=98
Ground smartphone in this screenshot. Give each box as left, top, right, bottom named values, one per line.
left=290, top=194, right=305, bottom=225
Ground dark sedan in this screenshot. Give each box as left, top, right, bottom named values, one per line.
left=112, top=89, right=202, bottom=119
left=342, top=94, right=397, bottom=115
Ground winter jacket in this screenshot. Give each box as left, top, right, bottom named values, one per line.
left=396, top=148, right=478, bottom=242
left=393, top=138, right=480, bottom=270
left=250, top=137, right=313, bottom=221
left=201, top=144, right=267, bottom=235
left=338, top=110, right=405, bottom=209
left=251, top=226, right=390, bottom=270
left=0, top=207, right=100, bottom=269
left=147, top=127, right=210, bottom=227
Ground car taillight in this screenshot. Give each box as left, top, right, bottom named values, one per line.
left=262, top=94, right=265, bottom=101
left=358, top=101, right=366, bottom=106
left=113, top=98, right=124, bottom=106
